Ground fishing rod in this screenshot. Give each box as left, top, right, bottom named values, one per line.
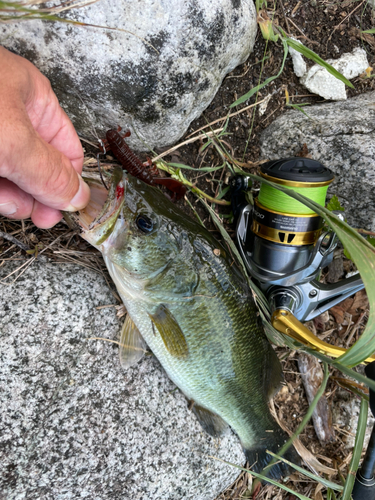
left=352, top=361, right=375, bottom=500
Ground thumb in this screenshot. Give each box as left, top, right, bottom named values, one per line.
left=1, top=120, right=90, bottom=212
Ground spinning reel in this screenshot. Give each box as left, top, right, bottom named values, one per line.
left=232, top=157, right=374, bottom=362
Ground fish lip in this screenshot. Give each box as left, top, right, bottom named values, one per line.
left=89, top=178, right=125, bottom=230
left=77, top=167, right=126, bottom=245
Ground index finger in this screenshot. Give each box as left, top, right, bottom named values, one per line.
left=25, top=75, right=84, bottom=173
left=47, top=109, right=84, bottom=174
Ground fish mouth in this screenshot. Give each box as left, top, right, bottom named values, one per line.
left=67, top=167, right=126, bottom=246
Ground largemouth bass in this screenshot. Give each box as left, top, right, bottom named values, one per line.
left=74, top=168, right=297, bottom=479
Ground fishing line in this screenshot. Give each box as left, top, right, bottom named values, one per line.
left=251, top=158, right=334, bottom=247
left=258, top=183, right=330, bottom=215
left=97, top=139, right=109, bottom=190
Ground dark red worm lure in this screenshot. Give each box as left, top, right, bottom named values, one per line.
left=105, top=129, right=186, bottom=201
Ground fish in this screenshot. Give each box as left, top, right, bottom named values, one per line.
left=73, top=167, right=298, bottom=479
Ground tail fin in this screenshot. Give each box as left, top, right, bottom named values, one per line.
left=243, top=426, right=299, bottom=481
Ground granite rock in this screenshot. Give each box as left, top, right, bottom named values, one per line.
left=0, top=259, right=243, bottom=500
left=288, top=38, right=307, bottom=78
left=0, top=0, right=257, bottom=151
left=300, top=47, right=368, bottom=101
left=260, top=91, right=375, bottom=230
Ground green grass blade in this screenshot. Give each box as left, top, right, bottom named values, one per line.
left=327, top=488, right=338, bottom=500
left=341, top=397, right=368, bottom=500
left=216, top=185, right=230, bottom=200
left=230, top=39, right=288, bottom=108
left=266, top=451, right=343, bottom=492
left=284, top=36, right=354, bottom=89
left=307, top=349, right=375, bottom=393
left=166, top=162, right=224, bottom=173
left=286, top=103, right=312, bottom=119
left=209, top=457, right=311, bottom=500
left=362, top=29, right=375, bottom=34
left=247, top=174, right=375, bottom=367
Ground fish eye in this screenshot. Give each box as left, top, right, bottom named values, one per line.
left=135, top=214, right=154, bottom=233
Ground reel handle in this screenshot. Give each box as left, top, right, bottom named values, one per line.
left=272, top=310, right=375, bottom=364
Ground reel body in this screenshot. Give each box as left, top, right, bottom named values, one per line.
left=233, top=157, right=369, bottom=359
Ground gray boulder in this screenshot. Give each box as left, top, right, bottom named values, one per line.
left=0, top=0, right=257, bottom=151
left=260, top=91, right=375, bottom=230
left=0, top=259, right=243, bottom=500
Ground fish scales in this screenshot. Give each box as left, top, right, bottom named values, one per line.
left=76, top=169, right=298, bottom=479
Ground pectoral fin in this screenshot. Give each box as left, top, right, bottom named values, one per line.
left=192, top=404, right=228, bottom=437
left=119, top=315, right=147, bottom=369
left=149, top=304, right=189, bottom=358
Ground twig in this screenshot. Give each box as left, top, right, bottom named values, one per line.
left=330, top=0, right=365, bottom=40
left=261, top=106, right=280, bottom=124
left=278, top=0, right=291, bottom=34
left=185, top=98, right=268, bottom=139
left=0, top=230, right=30, bottom=252
left=287, top=17, right=320, bottom=45
left=291, top=1, right=301, bottom=16
left=356, top=228, right=375, bottom=237
left=151, top=129, right=224, bottom=162
left=78, top=135, right=100, bottom=148
left=345, top=310, right=368, bottom=347
left=1, top=232, right=71, bottom=284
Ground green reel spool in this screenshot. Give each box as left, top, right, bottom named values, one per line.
left=253, top=158, right=334, bottom=246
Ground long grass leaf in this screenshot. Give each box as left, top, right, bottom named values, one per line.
left=209, top=457, right=311, bottom=500
left=266, top=451, right=343, bottom=492
left=341, top=398, right=368, bottom=500
left=0, top=1, right=158, bottom=53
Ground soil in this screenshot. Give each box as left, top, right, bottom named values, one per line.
left=1, top=1, right=375, bottom=499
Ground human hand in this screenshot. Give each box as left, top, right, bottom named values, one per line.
left=0, top=46, right=90, bottom=228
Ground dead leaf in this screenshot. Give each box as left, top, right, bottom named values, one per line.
left=340, top=297, right=355, bottom=312
left=269, top=400, right=336, bottom=475
left=313, top=312, right=329, bottom=332
left=330, top=305, right=345, bottom=324
left=298, top=353, right=335, bottom=444
left=297, top=143, right=311, bottom=158
left=348, top=289, right=369, bottom=315
left=314, top=483, right=324, bottom=500
left=349, top=26, right=375, bottom=49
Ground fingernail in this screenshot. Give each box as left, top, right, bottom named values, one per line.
left=65, top=176, right=90, bottom=212
left=0, top=202, right=18, bottom=215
